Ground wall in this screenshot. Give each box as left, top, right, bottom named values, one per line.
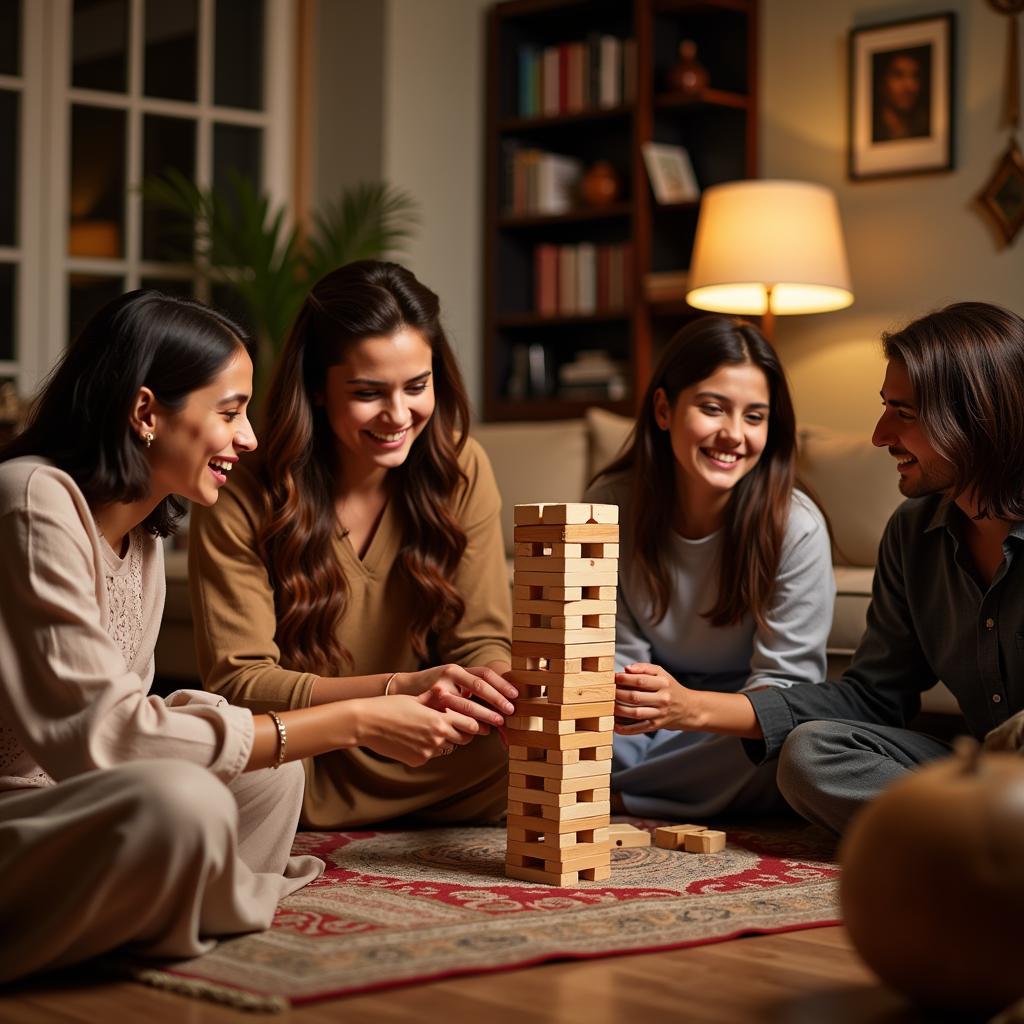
left=762, top=0, right=1023, bottom=436
left=314, top=0, right=492, bottom=415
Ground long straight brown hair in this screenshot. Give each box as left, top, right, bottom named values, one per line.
left=258, top=260, right=471, bottom=672
left=594, top=315, right=800, bottom=630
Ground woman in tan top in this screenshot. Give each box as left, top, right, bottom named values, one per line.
left=0, top=290, right=499, bottom=983
left=189, top=261, right=517, bottom=828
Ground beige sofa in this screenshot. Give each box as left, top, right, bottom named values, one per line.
left=157, top=407, right=957, bottom=714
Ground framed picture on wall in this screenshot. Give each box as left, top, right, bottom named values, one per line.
left=848, top=12, right=955, bottom=180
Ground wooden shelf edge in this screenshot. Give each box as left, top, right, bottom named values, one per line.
left=498, top=104, right=634, bottom=132
left=499, top=203, right=633, bottom=228
left=652, top=0, right=753, bottom=14
left=654, top=88, right=749, bottom=111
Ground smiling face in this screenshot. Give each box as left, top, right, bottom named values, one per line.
left=322, top=326, right=436, bottom=485
left=872, top=358, right=955, bottom=499
left=655, top=360, right=771, bottom=508
left=145, top=346, right=257, bottom=506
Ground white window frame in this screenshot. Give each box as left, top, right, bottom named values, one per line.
left=11, top=0, right=294, bottom=396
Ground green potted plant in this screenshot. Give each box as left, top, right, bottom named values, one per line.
left=141, top=170, right=418, bottom=405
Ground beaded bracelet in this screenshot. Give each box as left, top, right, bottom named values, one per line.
left=267, top=710, right=287, bottom=769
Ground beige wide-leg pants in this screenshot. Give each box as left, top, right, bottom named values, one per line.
left=0, top=759, right=324, bottom=983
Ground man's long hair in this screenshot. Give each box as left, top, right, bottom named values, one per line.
left=882, top=301, right=1024, bottom=520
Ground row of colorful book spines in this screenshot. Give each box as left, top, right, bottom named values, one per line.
left=504, top=148, right=583, bottom=217
left=534, top=242, right=634, bottom=318
left=516, top=36, right=637, bottom=119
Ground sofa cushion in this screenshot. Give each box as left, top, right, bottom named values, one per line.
left=797, top=425, right=903, bottom=567
left=585, top=407, right=634, bottom=479
left=474, top=419, right=588, bottom=556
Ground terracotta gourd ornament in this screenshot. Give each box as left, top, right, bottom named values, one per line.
left=840, top=739, right=1024, bottom=1012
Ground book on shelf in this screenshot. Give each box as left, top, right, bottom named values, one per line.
left=533, top=240, right=632, bottom=317
left=516, top=35, right=632, bottom=118
left=558, top=350, right=628, bottom=401
left=505, top=146, right=582, bottom=216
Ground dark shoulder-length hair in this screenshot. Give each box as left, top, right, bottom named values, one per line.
left=882, top=301, right=1024, bottom=520
left=0, top=289, right=251, bottom=536
left=594, top=315, right=800, bottom=630
left=259, top=259, right=471, bottom=672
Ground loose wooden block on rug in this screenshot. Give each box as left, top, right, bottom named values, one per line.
left=130, top=821, right=841, bottom=1010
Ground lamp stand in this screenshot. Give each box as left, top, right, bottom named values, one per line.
left=761, top=284, right=775, bottom=340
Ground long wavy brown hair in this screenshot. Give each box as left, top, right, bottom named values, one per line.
left=258, top=260, right=471, bottom=672
left=594, top=315, right=804, bottom=630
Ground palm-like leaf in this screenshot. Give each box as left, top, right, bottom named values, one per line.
left=139, top=171, right=419, bottom=399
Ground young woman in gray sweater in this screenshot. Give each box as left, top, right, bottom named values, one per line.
left=586, top=315, right=834, bottom=820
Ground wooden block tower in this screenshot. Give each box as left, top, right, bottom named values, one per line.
left=505, top=501, right=619, bottom=886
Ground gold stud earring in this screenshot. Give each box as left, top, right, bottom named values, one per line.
left=142, top=432, right=155, bottom=448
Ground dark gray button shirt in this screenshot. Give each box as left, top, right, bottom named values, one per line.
left=748, top=494, right=1024, bottom=759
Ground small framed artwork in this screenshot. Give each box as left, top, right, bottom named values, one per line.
left=848, top=12, right=955, bottom=181
left=641, top=143, right=699, bottom=203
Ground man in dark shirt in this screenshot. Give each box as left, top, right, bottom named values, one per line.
left=613, top=302, right=1024, bottom=833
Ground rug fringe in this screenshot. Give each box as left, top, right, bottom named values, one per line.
left=131, top=966, right=289, bottom=1013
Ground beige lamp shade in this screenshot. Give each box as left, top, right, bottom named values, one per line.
left=685, top=179, right=853, bottom=316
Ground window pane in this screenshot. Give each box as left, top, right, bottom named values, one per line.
left=0, top=90, right=16, bottom=247
left=140, top=276, right=193, bottom=298
left=144, top=0, right=197, bottom=102
left=142, top=115, right=196, bottom=261
left=72, top=0, right=128, bottom=93
left=213, top=123, right=262, bottom=195
left=0, top=262, right=14, bottom=360
left=69, top=105, right=126, bottom=258
left=0, top=0, right=20, bottom=77
left=68, top=273, right=123, bottom=343
left=214, top=0, right=264, bottom=110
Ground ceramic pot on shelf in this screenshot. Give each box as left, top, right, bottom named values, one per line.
left=666, top=39, right=708, bottom=98
left=579, top=161, right=621, bottom=208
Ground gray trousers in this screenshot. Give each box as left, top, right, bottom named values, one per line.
left=613, top=729, right=786, bottom=820
left=776, top=719, right=953, bottom=835
left=0, top=759, right=324, bottom=983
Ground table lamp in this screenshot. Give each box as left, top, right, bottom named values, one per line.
left=685, top=179, right=853, bottom=338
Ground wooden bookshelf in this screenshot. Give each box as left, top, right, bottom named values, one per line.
left=483, top=0, right=758, bottom=421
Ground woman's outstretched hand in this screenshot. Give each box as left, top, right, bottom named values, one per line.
left=397, top=664, right=518, bottom=731
left=613, top=662, right=694, bottom=735
left=356, top=695, right=483, bottom=767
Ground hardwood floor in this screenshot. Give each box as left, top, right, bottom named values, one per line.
left=0, top=926, right=977, bottom=1023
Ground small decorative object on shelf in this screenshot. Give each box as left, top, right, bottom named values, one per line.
left=557, top=350, right=628, bottom=402
left=579, top=160, right=621, bottom=208
left=666, top=39, right=708, bottom=97
left=642, top=143, right=700, bottom=203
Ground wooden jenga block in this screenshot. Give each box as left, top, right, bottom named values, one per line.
left=514, top=541, right=583, bottom=557
left=510, top=656, right=582, bottom=673
left=607, top=823, right=652, bottom=848
left=513, top=598, right=617, bottom=616
left=508, top=800, right=612, bottom=823
left=511, top=626, right=616, bottom=645
left=505, top=729, right=609, bottom=751
left=543, top=773, right=612, bottom=794
left=508, top=786, right=610, bottom=807
left=506, top=840, right=612, bottom=865
left=514, top=524, right=620, bottom=543
left=514, top=640, right=616, bottom=659
left=507, top=811, right=609, bottom=834
left=513, top=556, right=618, bottom=575
left=513, top=697, right=616, bottom=719
left=545, top=749, right=580, bottom=765
left=684, top=829, right=726, bottom=854
left=513, top=502, right=618, bottom=526
left=513, top=584, right=617, bottom=602
left=506, top=668, right=613, bottom=688
left=582, top=864, right=612, bottom=882
left=509, top=758, right=611, bottom=781
left=508, top=824, right=603, bottom=849
left=654, top=824, right=707, bottom=850
left=515, top=571, right=618, bottom=588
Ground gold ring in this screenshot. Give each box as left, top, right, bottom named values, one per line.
left=440, top=744, right=455, bottom=756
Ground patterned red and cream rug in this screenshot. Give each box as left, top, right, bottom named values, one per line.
left=133, top=820, right=840, bottom=1011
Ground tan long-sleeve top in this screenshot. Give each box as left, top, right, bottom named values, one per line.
left=189, top=437, right=512, bottom=713
left=0, top=457, right=255, bottom=794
